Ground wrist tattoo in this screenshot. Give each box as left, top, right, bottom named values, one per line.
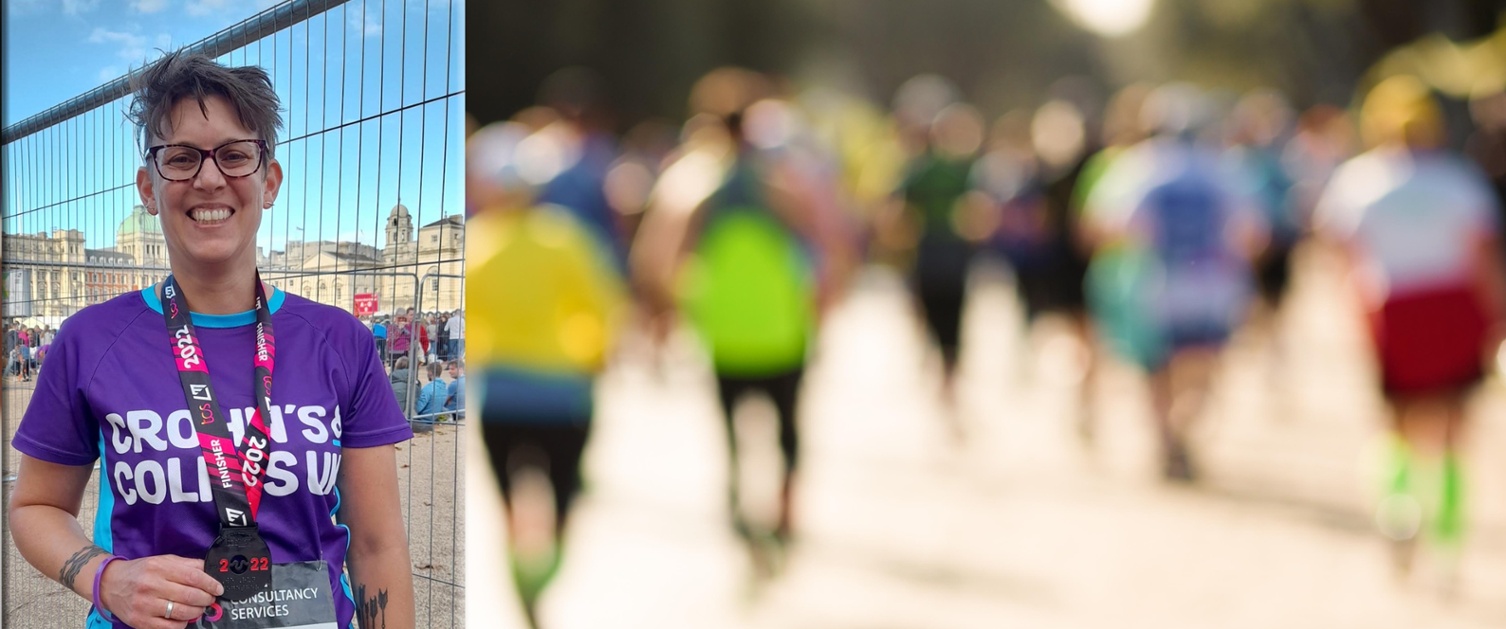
left=59, top=545, right=108, bottom=591
left=354, top=584, right=389, bottom=628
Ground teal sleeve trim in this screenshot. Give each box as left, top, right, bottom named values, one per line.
left=93, top=434, right=115, bottom=554
left=139, top=285, right=285, bottom=328
left=88, top=434, right=116, bottom=629
left=331, top=487, right=358, bottom=626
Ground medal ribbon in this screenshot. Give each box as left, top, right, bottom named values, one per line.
left=160, top=274, right=277, bottom=528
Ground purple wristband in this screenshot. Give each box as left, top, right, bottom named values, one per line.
left=92, top=555, right=122, bottom=621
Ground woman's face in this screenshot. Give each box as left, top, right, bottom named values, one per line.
left=136, top=94, right=282, bottom=273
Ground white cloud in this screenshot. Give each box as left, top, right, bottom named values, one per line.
left=98, top=66, right=122, bottom=82
left=61, top=0, right=100, bottom=16
left=348, top=6, right=382, bottom=37
left=89, top=28, right=150, bottom=62
left=87, top=28, right=173, bottom=66
left=130, top=0, right=170, bottom=14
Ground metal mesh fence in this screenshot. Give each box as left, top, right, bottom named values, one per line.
left=1, top=0, right=465, bottom=626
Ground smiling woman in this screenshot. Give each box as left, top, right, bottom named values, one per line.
left=136, top=92, right=281, bottom=281
left=5, top=51, right=417, bottom=629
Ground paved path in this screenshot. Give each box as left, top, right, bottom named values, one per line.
left=468, top=244, right=1506, bottom=628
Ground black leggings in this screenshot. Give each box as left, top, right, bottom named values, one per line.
left=481, top=422, right=591, bottom=532
left=715, top=368, right=804, bottom=475
left=917, top=282, right=966, bottom=365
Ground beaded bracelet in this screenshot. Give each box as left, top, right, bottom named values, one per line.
left=91, top=555, right=123, bottom=621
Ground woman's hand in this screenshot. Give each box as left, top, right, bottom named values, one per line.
left=99, top=555, right=223, bottom=629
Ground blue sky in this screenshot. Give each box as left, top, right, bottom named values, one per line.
left=3, top=0, right=282, bottom=127
left=2, top=0, right=466, bottom=257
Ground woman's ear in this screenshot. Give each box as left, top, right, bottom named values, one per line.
left=262, top=159, right=284, bottom=209
left=136, top=167, right=159, bottom=216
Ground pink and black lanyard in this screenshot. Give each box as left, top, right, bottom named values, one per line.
left=161, top=274, right=276, bottom=529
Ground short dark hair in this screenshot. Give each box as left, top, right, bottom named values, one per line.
left=127, top=50, right=283, bottom=160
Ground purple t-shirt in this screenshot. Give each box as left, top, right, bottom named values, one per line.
left=13, top=286, right=412, bottom=629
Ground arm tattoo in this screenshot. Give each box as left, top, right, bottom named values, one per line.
left=59, top=545, right=108, bottom=591
left=354, top=584, right=389, bottom=628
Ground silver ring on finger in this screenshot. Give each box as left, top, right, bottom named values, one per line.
left=165, top=600, right=176, bottom=619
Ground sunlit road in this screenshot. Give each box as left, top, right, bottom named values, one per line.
left=468, top=244, right=1506, bottom=629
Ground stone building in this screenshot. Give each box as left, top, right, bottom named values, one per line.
left=3, top=228, right=86, bottom=320
left=380, top=202, right=464, bottom=315
left=3, top=201, right=463, bottom=320
left=83, top=249, right=136, bottom=306
left=269, top=248, right=385, bottom=314
left=115, top=204, right=171, bottom=288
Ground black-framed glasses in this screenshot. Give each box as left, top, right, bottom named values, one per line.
left=145, top=139, right=267, bottom=181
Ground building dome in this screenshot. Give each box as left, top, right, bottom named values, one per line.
left=118, top=205, right=162, bottom=236
left=389, top=202, right=410, bottom=219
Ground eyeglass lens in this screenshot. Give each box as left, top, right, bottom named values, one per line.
left=156, top=141, right=261, bottom=180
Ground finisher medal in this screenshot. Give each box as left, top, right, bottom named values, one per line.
left=203, top=524, right=274, bottom=601
left=160, top=275, right=279, bottom=602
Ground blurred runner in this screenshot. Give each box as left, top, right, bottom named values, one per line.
left=881, top=75, right=990, bottom=438
left=1226, top=91, right=1298, bottom=324
left=1283, top=104, right=1357, bottom=234
left=1074, top=84, right=1155, bottom=233
left=634, top=67, right=847, bottom=582
left=974, top=109, right=1047, bottom=315
left=974, top=97, right=1101, bottom=437
left=1465, top=89, right=1506, bottom=234
left=1071, top=84, right=1156, bottom=442
left=1314, top=76, right=1506, bottom=581
left=604, top=118, right=680, bottom=253
left=1083, top=83, right=1267, bottom=481
left=798, top=88, right=908, bottom=255
left=467, top=120, right=627, bottom=627
left=535, top=67, right=631, bottom=274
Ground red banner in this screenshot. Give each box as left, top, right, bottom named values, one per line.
left=353, top=293, right=379, bottom=316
